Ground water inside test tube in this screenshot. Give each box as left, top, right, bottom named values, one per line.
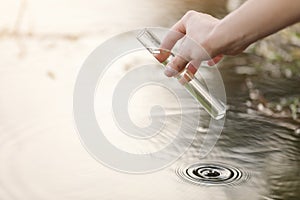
left=137, top=29, right=226, bottom=119
left=149, top=49, right=226, bottom=120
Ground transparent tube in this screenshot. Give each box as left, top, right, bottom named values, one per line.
left=136, top=28, right=226, bottom=120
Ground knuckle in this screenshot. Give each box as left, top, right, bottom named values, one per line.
left=173, top=57, right=187, bottom=71
left=184, top=10, right=197, bottom=19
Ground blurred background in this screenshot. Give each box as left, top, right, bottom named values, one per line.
left=0, top=0, right=299, bottom=199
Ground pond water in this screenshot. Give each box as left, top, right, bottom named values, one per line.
left=0, top=0, right=299, bottom=199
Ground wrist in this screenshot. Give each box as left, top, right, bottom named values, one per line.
left=201, top=21, right=225, bottom=58
left=207, top=18, right=253, bottom=56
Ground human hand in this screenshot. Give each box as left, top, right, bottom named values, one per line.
left=158, top=0, right=300, bottom=78
left=155, top=10, right=244, bottom=77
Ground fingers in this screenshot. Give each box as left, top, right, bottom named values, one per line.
left=164, top=33, right=212, bottom=77
left=186, top=62, right=198, bottom=75
left=178, top=62, right=197, bottom=84
left=164, top=55, right=189, bottom=77
left=164, top=36, right=195, bottom=77
left=161, top=21, right=186, bottom=50
left=154, top=50, right=172, bottom=63
left=207, top=55, right=223, bottom=66
left=154, top=18, right=186, bottom=63
left=163, top=40, right=220, bottom=80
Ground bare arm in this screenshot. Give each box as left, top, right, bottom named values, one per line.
left=160, top=0, right=300, bottom=77
left=208, top=0, right=300, bottom=56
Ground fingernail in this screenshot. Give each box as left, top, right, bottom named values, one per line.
left=164, top=63, right=178, bottom=77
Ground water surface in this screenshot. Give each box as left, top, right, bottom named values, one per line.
left=0, top=0, right=299, bottom=199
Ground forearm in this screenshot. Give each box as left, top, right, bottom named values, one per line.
left=207, top=0, right=300, bottom=56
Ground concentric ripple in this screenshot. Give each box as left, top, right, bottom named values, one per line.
left=176, top=163, right=248, bottom=186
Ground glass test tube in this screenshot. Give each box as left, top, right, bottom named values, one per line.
left=136, top=28, right=226, bottom=120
